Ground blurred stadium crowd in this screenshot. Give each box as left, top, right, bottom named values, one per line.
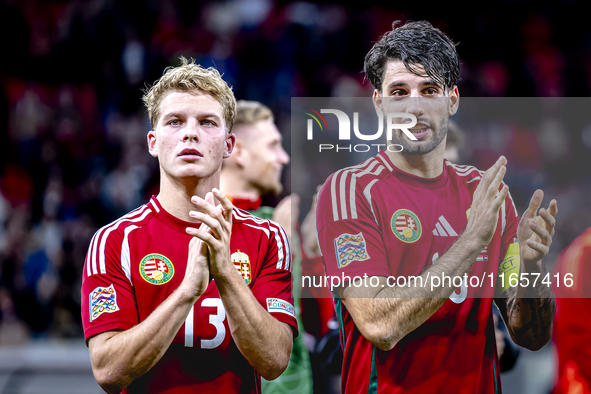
left=0, top=0, right=590, bottom=357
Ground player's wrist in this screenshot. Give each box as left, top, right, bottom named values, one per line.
left=458, top=231, right=488, bottom=254
left=518, top=245, right=544, bottom=270
left=177, top=281, right=207, bottom=303
left=210, top=260, right=243, bottom=284
left=463, top=221, right=491, bottom=247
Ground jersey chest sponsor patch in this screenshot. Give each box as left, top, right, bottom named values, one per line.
left=391, top=209, right=422, bottom=243
left=139, top=253, right=175, bottom=285
left=334, top=232, right=370, bottom=268
left=231, top=250, right=252, bottom=285
left=90, top=284, right=119, bottom=322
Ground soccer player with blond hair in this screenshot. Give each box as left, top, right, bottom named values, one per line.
left=81, top=58, right=296, bottom=393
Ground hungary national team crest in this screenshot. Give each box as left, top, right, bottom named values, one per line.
left=232, top=250, right=251, bottom=285
left=139, top=254, right=174, bottom=285
left=391, top=209, right=422, bottom=243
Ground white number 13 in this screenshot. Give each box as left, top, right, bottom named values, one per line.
left=184, top=298, right=226, bottom=349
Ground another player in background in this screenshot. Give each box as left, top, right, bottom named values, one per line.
left=220, top=100, right=335, bottom=394
left=552, top=227, right=591, bottom=393
left=316, top=21, right=558, bottom=393
left=81, top=58, right=295, bottom=393
left=443, top=119, right=465, bottom=164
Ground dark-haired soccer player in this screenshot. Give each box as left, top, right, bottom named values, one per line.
left=81, top=58, right=295, bottom=393
left=316, top=21, right=557, bottom=393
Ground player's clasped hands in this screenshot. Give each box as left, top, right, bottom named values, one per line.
left=186, top=188, right=234, bottom=278
left=465, top=156, right=510, bottom=245
left=184, top=237, right=210, bottom=298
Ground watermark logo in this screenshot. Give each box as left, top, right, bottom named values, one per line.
left=304, top=107, right=328, bottom=134
left=304, top=108, right=417, bottom=153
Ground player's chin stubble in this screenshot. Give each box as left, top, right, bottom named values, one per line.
left=256, top=181, right=283, bottom=196
left=256, top=167, right=283, bottom=196
left=390, top=117, right=449, bottom=156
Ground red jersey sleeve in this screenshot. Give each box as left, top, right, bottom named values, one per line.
left=81, top=225, right=139, bottom=343
left=316, top=172, right=391, bottom=285
left=249, top=219, right=299, bottom=338
left=552, top=229, right=591, bottom=393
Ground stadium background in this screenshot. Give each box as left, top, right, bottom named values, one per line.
left=0, top=0, right=590, bottom=392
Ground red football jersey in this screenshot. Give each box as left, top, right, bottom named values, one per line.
left=552, top=228, right=591, bottom=394
left=316, top=151, right=519, bottom=394
left=81, top=196, right=297, bottom=394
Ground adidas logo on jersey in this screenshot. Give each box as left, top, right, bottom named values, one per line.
left=432, top=215, right=458, bottom=237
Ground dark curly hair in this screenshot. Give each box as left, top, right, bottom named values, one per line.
left=364, top=20, right=459, bottom=92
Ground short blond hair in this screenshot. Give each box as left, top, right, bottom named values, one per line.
left=142, top=57, right=236, bottom=131
left=233, top=100, right=273, bottom=128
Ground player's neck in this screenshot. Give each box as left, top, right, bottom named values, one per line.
left=386, top=144, right=445, bottom=179
left=220, top=169, right=261, bottom=201
left=157, top=171, right=222, bottom=222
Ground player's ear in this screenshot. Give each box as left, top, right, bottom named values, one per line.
left=223, top=131, right=236, bottom=159
left=148, top=129, right=158, bottom=157
left=448, top=86, right=460, bottom=116
left=372, top=89, right=384, bottom=117
left=227, top=139, right=247, bottom=167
